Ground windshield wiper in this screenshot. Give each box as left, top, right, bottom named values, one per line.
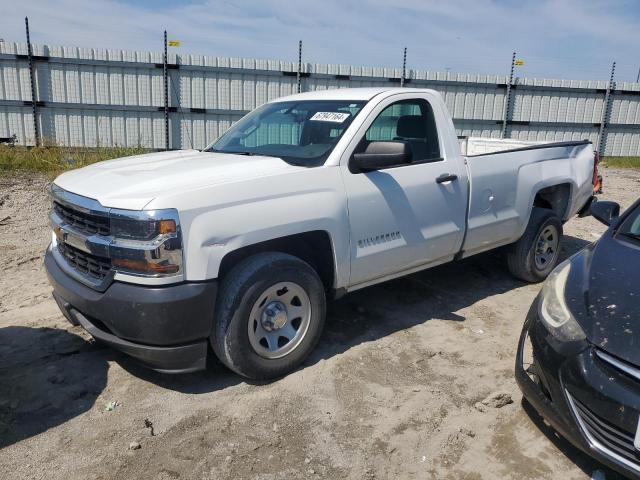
left=234, top=152, right=254, bottom=156
left=208, top=149, right=255, bottom=156
left=211, top=149, right=285, bottom=159
left=212, top=149, right=279, bottom=157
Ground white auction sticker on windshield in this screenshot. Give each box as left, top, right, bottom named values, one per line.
left=310, top=112, right=350, bottom=123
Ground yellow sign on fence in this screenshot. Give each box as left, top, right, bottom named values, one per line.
left=168, top=40, right=181, bottom=47
left=514, top=59, right=525, bottom=66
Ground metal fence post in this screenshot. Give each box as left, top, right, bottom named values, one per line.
left=500, top=51, right=516, bottom=139
left=296, top=40, right=302, bottom=93
left=400, top=47, right=407, bottom=87
left=597, top=61, right=616, bottom=157
left=25, top=17, right=40, bottom=146
left=163, top=30, right=170, bottom=150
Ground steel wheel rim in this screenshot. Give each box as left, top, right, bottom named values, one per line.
left=247, top=282, right=312, bottom=359
left=534, top=225, right=559, bottom=270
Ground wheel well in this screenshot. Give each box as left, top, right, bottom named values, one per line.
left=218, top=231, right=336, bottom=292
left=533, top=183, right=571, bottom=219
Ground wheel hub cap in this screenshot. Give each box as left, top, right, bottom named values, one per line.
left=534, top=225, right=558, bottom=270
left=261, top=301, right=288, bottom=331
left=248, top=282, right=312, bottom=359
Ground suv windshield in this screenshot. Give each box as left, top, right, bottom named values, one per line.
left=205, top=100, right=366, bottom=167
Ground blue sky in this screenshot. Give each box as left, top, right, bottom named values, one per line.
left=2, top=0, right=640, bottom=82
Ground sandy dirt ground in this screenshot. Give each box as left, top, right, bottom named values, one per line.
left=1, top=167, right=639, bottom=480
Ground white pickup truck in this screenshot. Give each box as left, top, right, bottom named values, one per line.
left=46, top=87, right=598, bottom=379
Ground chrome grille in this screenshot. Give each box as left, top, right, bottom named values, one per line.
left=567, top=392, right=640, bottom=472
left=596, top=350, right=640, bottom=384
left=53, top=201, right=110, bottom=236
left=57, top=242, right=111, bottom=280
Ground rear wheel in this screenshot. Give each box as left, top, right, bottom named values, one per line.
left=507, top=208, right=563, bottom=283
left=211, top=252, right=326, bottom=380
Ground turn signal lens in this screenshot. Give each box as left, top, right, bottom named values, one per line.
left=112, top=258, right=180, bottom=274
left=158, top=219, right=177, bottom=235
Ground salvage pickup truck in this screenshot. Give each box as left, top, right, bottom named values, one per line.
left=46, top=87, right=598, bottom=379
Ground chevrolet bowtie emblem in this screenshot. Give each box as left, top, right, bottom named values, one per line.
left=53, top=226, right=65, bottom=243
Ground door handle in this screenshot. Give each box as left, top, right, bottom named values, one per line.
left=436, top=173, right=458, bottom=183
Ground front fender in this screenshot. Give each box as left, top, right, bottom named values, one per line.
left=151, top=167, right=350, bottom=287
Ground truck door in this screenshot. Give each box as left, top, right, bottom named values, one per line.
left=340, top=93, right=467, bottom=288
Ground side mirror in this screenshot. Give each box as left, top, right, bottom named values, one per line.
left=590, top=200, right=620, bottom=226
left=352, top=141, right=412, bottom=172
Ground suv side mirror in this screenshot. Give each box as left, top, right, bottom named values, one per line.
left=590, top=200, right=620, bottom=226
left=352, top=141, right=412, bottom=172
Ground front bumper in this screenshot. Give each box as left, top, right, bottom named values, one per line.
left=516, top=299, right=640, bottom=479
left=45, top=246, right=217, bottom=373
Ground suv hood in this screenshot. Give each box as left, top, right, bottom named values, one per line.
left=573, top=233, right=640, bottom=365
left=54, top=150, right=302, bottom=210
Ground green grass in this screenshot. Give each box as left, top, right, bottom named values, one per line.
left=1, top=145, right=638, bottom=176
left=601, top=156, right=640, bottom=169
left=0, top=144, right=148, bottom=177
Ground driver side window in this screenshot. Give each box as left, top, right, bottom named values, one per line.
left=361, top=99, right=441, bottom=163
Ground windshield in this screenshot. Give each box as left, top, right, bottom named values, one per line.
left=619, top=202, right=640, bottom=240
left=205, top=100, right=366, bottom=167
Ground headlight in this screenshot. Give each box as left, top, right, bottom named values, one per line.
left=109, top=209, right=183, bottom=278
left=539, top=256, right=585, bottom=342
left=111, top=217, right=177, bottom=241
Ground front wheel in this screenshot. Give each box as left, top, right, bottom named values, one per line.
left=507, top=208, right=563, bottom=283
left=211, top=252, right=326, bottom=380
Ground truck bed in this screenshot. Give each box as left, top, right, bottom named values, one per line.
left=461, top=140, right=595, bottom=258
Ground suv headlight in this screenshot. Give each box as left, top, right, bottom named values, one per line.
left=109, top=209, right=183, bottom=277
left=539, top=256, right=586, bottom=342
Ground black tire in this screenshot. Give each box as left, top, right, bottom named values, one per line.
left=507, top=208, right=563, bottom=283
left=210, top=252, right=326, bottom=380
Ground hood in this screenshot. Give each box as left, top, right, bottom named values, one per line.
left=571, top=233, right=640, bottom=365
left=53, top=150, right=302, bottom=210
